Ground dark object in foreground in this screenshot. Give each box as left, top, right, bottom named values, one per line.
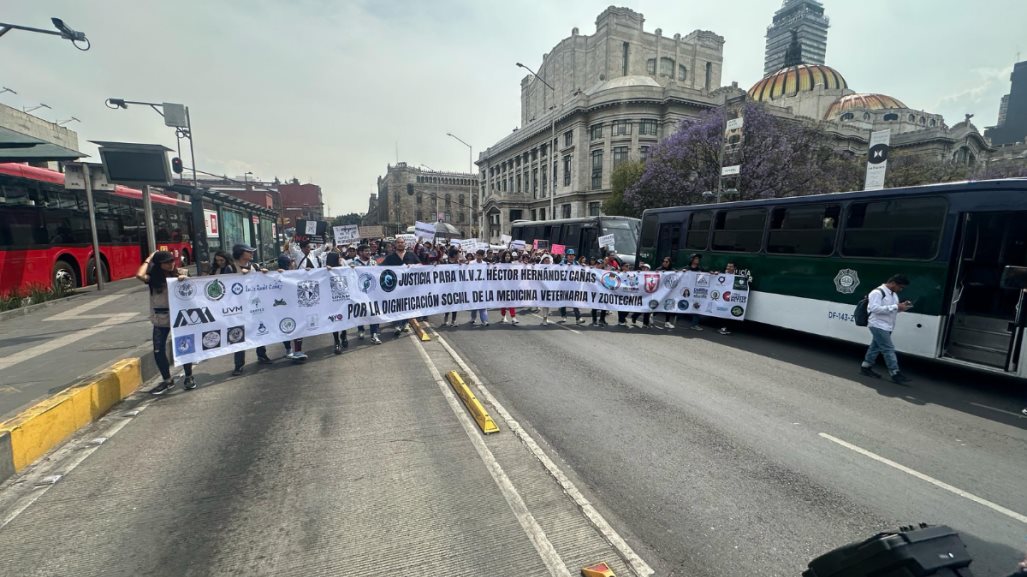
left=804, top=524, right=975, bottom=577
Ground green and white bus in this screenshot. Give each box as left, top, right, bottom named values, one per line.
left=636, top=178, right=1027, bottom=378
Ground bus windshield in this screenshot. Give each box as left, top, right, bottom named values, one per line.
left=601, top=219, right=639, bottom=255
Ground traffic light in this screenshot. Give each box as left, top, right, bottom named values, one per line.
left=171, top=157, right=183, bottom=174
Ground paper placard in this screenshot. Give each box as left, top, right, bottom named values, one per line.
left=510, top=240, right=526, bottom=250
left=598, top=234, right=616, bottom=248
left=460, top=238, right=478, bottom=252
left=396, top=234, right=417, bottom=243
left=305, top=220, right=318, bottom=235
left=449, top=238, right=462, bottom=246
left=333, top=225, right=359, bottom=245
left=414, top=221, right=436, bottom=241
left=551, top=244, right=566, bottom=255
left=500, top=234, right=512, bottom=246
left=476, top=242, right=490, bottom=253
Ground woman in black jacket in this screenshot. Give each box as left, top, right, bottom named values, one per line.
left=136, top=251, right=194, bottom=394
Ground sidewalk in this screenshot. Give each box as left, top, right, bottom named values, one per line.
left=0, top=277, right=152, bottom=420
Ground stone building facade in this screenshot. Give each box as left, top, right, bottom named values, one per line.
left=375, top=162, right=478, bottom=238
left=478, top=7, right=726, bottom=242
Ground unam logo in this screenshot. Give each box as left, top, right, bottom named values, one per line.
left=330, top=275, right=350, bottom=302
left=297, top=280, right=320, bottom=307
left=175, top=281, right=195, bottom=300
left=380, top=269, right=398, bottom=293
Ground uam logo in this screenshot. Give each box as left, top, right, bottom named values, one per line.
left=297, top=280, right=320, bottom=307
left=644, top=273, right=661, bottom=294
left=330, top=275, right=350, bottom=302
left=173, top=307, right=215, bottom=328
left=205, top=279, right=226, bottom=301
left=175, top=281, right=195, bottom=300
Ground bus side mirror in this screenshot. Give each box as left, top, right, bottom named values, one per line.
left=999, top=266, right=1027, bottom=290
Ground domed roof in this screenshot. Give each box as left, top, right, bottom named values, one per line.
left=585, top=75, right=661, bottom=95
left=748, top=64, right=848, bottom=102
left=824, top=93, right=908, bottom=119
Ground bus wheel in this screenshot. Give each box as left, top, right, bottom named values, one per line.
left=53, top=261, right=77, bottom=292
left=179, top=251, right=190, bottom=266
left=86, top=258, right=109, bottom=285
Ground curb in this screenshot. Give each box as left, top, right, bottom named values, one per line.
left=0, top=344, right=158, bottom=484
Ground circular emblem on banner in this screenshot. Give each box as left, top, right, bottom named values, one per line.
left=662, top=273, right=680, bottom=290
left=205, top=279, right=226, bottom=301
left=869, top=143, right=890, bottom=164
left=833, top=268, right=860, bottom=294
left=379, top=269, right=398, bottom=293
left=601, top=272, right=621, bottom=290
left=280, top=317, right=297, bottom=334
left=648, top=299, right=660, bottom=310
left=176, top=281, right=195, bottom=300
left=710, top=290, right=720, bottom=300
left=227, top=326, right=245, bottom=344
left=201, top=330, right=221, bottom=349
left=731, top=306, right=745, bottom=317
left=663, top=299, right=675, bottom=310
left=231, top=282, right=244, bottom=295
left=359, top=273, right=375, bottom=293
left=678, top=299, right=690, bottom=311
left=722, top=291, right=732, bottom=302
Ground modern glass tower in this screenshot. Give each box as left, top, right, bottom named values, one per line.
left=763, top=0, right=829, bottom=75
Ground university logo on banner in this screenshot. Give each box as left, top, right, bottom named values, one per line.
left=205, top=280, right=226, bottom=301
left=297, top=280, right=320, bottom=307
left=173, top=307, right=215, bottom=328
left=644, top=273, right=660, bottom=293
left=330, top=276, right=350, bottom=302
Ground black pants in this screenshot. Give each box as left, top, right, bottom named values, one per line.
left=591, top=309, right=608, bottom=323
left=333, top=331, right=347, bottom=344
left=234, top=346, right=268, bottom=369
left=560, top=307, right=581, bottom=320
left=631, top=312, right=651, bottom=325
left=153, top=326, right=192, bottom=381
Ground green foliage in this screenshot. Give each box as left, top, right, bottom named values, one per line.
left=0, top=283, right=74, bottom=312
left=604, top=160, right=645, bottom=217
left=331, top=213, right=364, bottom=226
left=885, top=154, right=972, bottom=188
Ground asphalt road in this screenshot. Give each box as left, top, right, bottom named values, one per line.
left=437, top=313, right=1027, bottom=577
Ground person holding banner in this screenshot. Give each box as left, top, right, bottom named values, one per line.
left=325, top=252, right=350, bottom=354
left=631, top=262, right=654, bottom=328
left=351, top=244, right=383, bottom=344
left=498, top=252, right=520, bottom=324
left=657, top=256, right=678, bottom=329
left=539, top=254, right=553, bottom=325
left=682, top=254, right=705, bottom=331
left=137, top=251, right=195, bottom=395
left=208, top=251, right=234, bottom=275
left=382, top=237, right=421, bottom=337
left=288, top=239, right=331, bottom=270
left=228, top=244, right=274, bottom=374
left=590, top=259, right=610, bottom=327
left=468, top=249, right=490, bottom=327
left=559, top=249, right=584, bottom=325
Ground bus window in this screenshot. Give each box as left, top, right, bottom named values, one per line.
left=712, top=209, right=766, bottom=253
left=657, top=223, right=682, bottom=262
left=639, top=215, right=658, bottom=249
left=564, top=223, right=582, bottom=252
left=842, top=197, right=946, bottom=260
left=600, top=219, right=638, bottom=256
left=768, top=204, right=840, bottom=255
left=684, top=211, right=711, bottom=251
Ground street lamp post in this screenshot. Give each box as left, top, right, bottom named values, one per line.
left=516, top=62, right=557, bottom=223
left=0, top=18, right=90, bottom=50
left=446, top=132, right=474, bottom=239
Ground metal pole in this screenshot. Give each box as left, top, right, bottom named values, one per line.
left=81, top=164, right=104, bottom=291
left=468, top=146, right=473, bottom=238
left=186, top=106, right=198, bottom=189
left=143, top=185, right=156, bottom=254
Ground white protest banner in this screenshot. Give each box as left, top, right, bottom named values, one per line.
left=396, top=233, right=417, bottom=243
left=305, top=220, right=319, bottom=235
left=510, top=240, right=526, bottom=250
left=449, top=238, right=462, bottom=247
left=333, top=225, right=359, bottom=245
left=460, top=238, right=478, bottom=252
left=598, top=234, right=616, bottom=249
left=500, top=234, right=512, bottom=246
left=169, top=266, right=749, bottom=365
left=414, top=221, right=436, bottom=241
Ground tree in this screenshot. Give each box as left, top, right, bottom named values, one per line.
left=603, top=160, right=645, bottom=217
left=331, top=213, right=363, bottom=227
left=625, top=103, right=863, bottom=213
left=884, top=153, right=971, bottom=188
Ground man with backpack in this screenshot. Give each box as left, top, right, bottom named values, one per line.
left=859, top=274, right=914, bottom=384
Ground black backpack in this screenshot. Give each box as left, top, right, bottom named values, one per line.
left=853, top=288, right=886, bottom=327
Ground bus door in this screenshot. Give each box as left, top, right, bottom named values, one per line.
left=581, top=226, right=599, bottom=261
left=656, top=222, right=682, bottom=264
left=943, top=211, right=1027, bottom=372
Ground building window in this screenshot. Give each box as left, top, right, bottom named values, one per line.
left=416, top=210, right=423, bottom=222
left=640, top=146, right=651, bottom=163
left=541, top=165, right=548, bottom=194
left=842, top=197, right=946, bottom=260
left=416, top=193, right=423, bottom=205
left=863, top=112, right=871, bottom=121
left=883, top=113, right=898, bottom=121
left=516, top=175, right=521, bottom=193
left=539, top=208, right=546, bottom=221
left=639, top=119, right=658, bottom=136
left=929, top=119, right=936, bottom=127
left=908, top=114, right=916, bottom=122
left=552, top=160, right=557, bottom=191
left=678, top=64, right=687, bottom=81
left=646, top=58, right=656, bottom=75
left=590, top=124, right=603, bottom=141
left=541, top=143, right=547, bottom=158
left=532, top=148, right=538, bottom=161
left=841, top=112, right=854, bottom=121
left=564, top=130, right=573, bottom=147
left=531, top=209, right=537, bottom=221
left=563, top=155, right=571, bottom=186
left=919, top=116, right=926, bottom=125
left=613, top=120, right=631, bottom=136
left=532, top=168, right=539, bottom=197
left=588, top=202, right=602, bottom=217
left=622, top=41, right=629, bottom=76
left=660, top=57, right=674, bottom=77
left=562, top=204, right=571, bottom=219
left=591, top=149, right=603, bottom=190
left=613, top=146, right=629, bottom=168
left=705, top=62, right=712, bottom=91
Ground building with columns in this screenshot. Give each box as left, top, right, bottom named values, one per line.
left=374, top=162, right=478, bottom=238
left=477, top=6, right=726, bottom=242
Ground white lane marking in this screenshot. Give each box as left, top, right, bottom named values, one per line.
left=0, top=399, right=153, bottom=530
left=820, top=433, right=1027, bottom=525
left=527, top=314, right=582, bottom=334
left=0, top=313, right=138, bottom=372
left=969, top=402, right=1027, bottom=419
left=45, top=295, right=125, bottom=321
left=412, top=335, right=573, bottom=577
left=431, top=330, right=656, bottom=577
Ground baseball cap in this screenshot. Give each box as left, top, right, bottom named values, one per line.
left=232, top=243, right=256, bottom=259
left=566, top=249, right=575, bottom=255
left=511, top=251, right=519, bottom=257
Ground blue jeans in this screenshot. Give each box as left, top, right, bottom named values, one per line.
left=863, top=326, right=899, bottom=374
left=470, top=309, right=489, bottom=323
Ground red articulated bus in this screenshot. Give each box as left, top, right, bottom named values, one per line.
left=0, top=163, right=194, bottom=295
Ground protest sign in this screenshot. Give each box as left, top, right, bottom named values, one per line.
left=551, top=244, right=566, bottom=255
left=333, top=225, right=359, bottom=245
left=414, top=221, right=436, bottom=241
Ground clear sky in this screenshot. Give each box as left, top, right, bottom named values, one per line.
left=2, top=1, right=1023, bottom=215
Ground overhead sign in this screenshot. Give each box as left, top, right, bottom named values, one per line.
left=721, top=165, right=741, bottom=176
left=414, top=221, right=436, bottom=241
left=864, top=129, right=891, bottom=191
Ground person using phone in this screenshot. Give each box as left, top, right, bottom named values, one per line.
left=860, top=274, right=914, bottom=384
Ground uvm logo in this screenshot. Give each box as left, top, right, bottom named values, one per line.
left=380, top=269, right=398, bottom=293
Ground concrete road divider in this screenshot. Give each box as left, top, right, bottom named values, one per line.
left=0, top=345, right=156, bottom=484
left=445, top=370, right=499, bottom=434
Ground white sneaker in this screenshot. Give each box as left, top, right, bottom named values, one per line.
left=691, top=325, right=704, bottom=332
left=468, top=320, right=477, bottom=326
left=511, top=317, right=519, bottom=325
left=558, top=318, right=567, bottom=324
left=501, top=317, right=508, bottom=324
left=665, top=322, right=675, bottom=329
left=284, top=352, right=297, bottom=360
left=358, top=330, right=365, bottom=340
left=719, top=327, right=731, bottom=335
left=618, top=322, right=627, bottom=327
left=542, top=318, right=549, bottom=325
left=293, top=352, right=308, bottom=360
left=371, top=334, right=382, bottom=344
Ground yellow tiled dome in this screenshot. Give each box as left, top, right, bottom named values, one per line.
left=748, top=64, right=848, bottom=102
